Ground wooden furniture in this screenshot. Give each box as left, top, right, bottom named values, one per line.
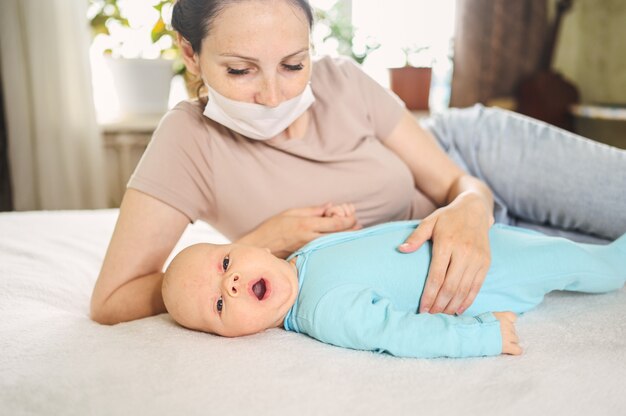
left=516, top=0, right=579, bottom=131
left=101, top=115, right=160, bottom=207
left=571, top=104, right=626, bottom=149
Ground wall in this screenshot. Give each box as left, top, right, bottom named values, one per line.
left=552, top=0, right=626, bottom=104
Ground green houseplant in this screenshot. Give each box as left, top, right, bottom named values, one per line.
left=88, top=0, right=182, bottom=66
left=88, top=0, right=185, bottom=116
left=314, top=3, right=379, bottom=65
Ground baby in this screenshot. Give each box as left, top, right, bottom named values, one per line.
left=162, top=205, right=626, bottom=359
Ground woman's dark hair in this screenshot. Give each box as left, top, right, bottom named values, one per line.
left=172, top=0, right=314, bottom=101
left=172, top=0, right=314, bottom=55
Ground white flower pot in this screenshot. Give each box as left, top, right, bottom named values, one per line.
left=104, top=57, right=173, bottom=116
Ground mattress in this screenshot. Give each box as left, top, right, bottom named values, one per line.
left=1, top=209, right=625, bottom=415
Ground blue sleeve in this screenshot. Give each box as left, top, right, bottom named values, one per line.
left=310, top=285, right=502, bottom=358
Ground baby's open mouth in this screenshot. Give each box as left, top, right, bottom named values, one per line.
left=252, top=278, right=267, bottom=301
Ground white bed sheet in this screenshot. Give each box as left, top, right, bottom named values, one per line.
left=1, top=209, right=625, bottom=415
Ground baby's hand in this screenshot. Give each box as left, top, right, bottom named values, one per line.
left=323, top=203, right=356, bottom=218
left=493, top=311, right=522, bottom=355
left=322, top=203, right=361, bottom=231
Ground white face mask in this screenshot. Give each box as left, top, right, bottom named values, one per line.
left=202, top=84, right=315, bottom=141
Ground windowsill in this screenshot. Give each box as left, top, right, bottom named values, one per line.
left=570, top=104, right=626, bottom=121
left=99, top=113, right=163, bottom=134
left=570, top=104, right=626, bottom=150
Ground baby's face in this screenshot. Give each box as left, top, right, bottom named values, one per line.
left=163, top=243, right=298, bottom=337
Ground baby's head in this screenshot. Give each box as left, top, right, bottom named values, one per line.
left=163, top=243, right=299, bottom=337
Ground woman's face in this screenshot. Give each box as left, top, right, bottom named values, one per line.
left=188, top=0, right=311, bottom=107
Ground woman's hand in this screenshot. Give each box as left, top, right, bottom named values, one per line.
left=399, top=192, right=493, bottom=315
left=236, top=203, right=360, bottom=258
left=493, top=312, right=522, bottom=355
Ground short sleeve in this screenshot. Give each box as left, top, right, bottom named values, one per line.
left=334, top=57, right=406, bottom=140
left=127, top=102, right=215, bottom=223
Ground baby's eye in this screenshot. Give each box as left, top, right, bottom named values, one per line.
left=217, top=297, right=223, bottom=313
left=222, top=255, right=230, bottom=270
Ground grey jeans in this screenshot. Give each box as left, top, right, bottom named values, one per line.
left=421, top=104, right=626, bottom=244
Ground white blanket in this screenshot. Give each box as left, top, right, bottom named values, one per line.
left=1, top=209, right=625, bottom=415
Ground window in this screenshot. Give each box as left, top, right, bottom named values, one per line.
left=314, top=0, right=456, bottom=111
left=89, top=0, right=456, bottom=122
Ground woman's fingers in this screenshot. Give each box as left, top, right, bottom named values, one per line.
left=441, top=260, right=479, bottom=315
left=307, top=213, right=358, bottom=233
left=399, top=219, right=434, bottom=253
left=432, top=253, right=467, bottom=314
left=244, top=202, right=359, bottom=259
left=285, top=202, right=333, bottom=217
left=444, top=249, right=490, bottom=315
left=418, top=241, right=451, bottom=313
left=323, top=203, right=357, bottom=218
left=432, top=233, right=491, bottom=315
left=419, top=243, right=489, bottom=314
left=456, top=264, right=489, bottom=315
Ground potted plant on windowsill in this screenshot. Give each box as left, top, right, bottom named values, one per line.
left=88, top=0, right=186, bottom=117
left=389, top=45, right=433, bottom=111
left=314, top=4, right=380, bottom=65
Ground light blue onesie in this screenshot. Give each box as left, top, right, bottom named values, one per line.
left=283, top=221, right=626, bottom=358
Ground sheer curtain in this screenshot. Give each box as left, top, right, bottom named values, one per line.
left=450, top=0, right=548, bottom=107
left=0, top=0, right=106, bottom=210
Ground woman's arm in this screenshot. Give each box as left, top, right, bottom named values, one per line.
left=383, top=111, right=495, bottom=316
left=91, top=193, right=359, bottom=324
left=235, top=203, right=360, bottom=259
left=90, top=189, right=189, bottom=324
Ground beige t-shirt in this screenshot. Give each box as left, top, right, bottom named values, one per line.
left=128, top=56, right=436, bottom=240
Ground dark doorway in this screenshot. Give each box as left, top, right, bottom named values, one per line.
left=0, top=71, right=14, bottom=211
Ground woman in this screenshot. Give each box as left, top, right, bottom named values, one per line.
left=90, top=0, right=626, bottom=325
